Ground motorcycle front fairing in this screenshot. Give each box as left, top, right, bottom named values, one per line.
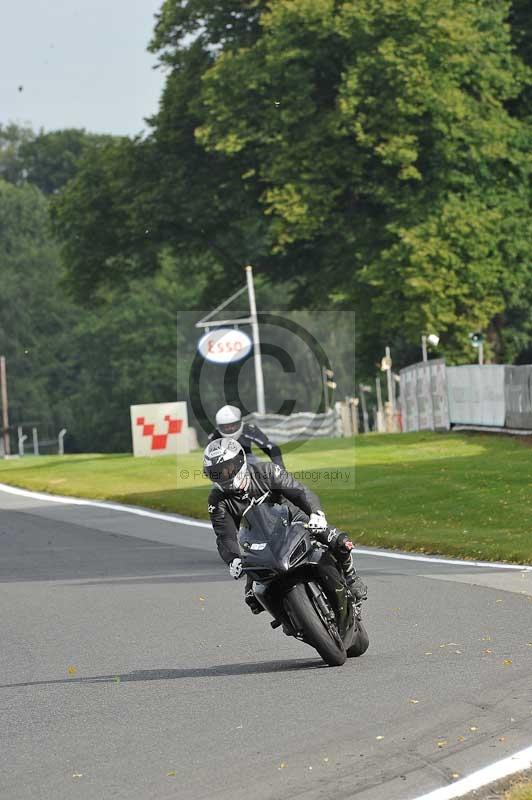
left=239, top=502, right=355, bottom=643
left=238, top=502, right=308, bottom=574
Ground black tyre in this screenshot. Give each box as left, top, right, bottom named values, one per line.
left=283, top=583, right=347, bottom=667
left=346, top=618, right=369, bottom=658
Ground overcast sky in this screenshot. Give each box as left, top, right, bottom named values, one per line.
left=0, top=0, right=166, bottom=136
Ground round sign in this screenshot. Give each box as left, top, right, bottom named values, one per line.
left=198, top=328, right=252, bottom=364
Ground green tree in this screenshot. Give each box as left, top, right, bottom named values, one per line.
left=20, top=128, right=112, bottom=195
left=196, top=0, right=531, bottom=365
left=0, top=179, right=79, bottom=440
left=68, top=252, right=213, bottom=452
left=52, top=0, right=532, bottom=371
left=0, top=123, right=34, bottom=185
left=52, top=1, right=271, bottom=303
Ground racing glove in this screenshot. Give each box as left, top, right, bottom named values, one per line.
left=308, top=510, right=328, bottom=531
left=229, top=558, right=243, bottom=579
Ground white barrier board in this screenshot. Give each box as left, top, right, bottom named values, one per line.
left=400, top=359, right=450, bottom=432
left=447, top=365, right=505, bottom=426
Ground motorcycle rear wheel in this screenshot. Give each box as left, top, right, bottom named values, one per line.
left=284, top=583, right=347, bottom=667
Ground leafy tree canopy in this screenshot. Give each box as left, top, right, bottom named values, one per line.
left=52, top=0, right=532, bottom=369
left=0, top=179, right=79, bottom=434
left=195, top=0, right=531, bottom=363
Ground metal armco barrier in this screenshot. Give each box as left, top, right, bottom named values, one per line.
left=245, top=409, right=342, bottom=443
left=505, top=365, right=532, bottom=429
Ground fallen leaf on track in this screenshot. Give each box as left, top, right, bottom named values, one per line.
left=72, top=773, right=83, bottom=779
left=67, top=666, right=77, bottom=676
left=503, top=659, right=513, bottom=665
left=437, top=740, right=448, bottom=748
left=167, top=771, right=177, bottom=777
left=376, top=736, right=384, bottom=741
left=409, top=699, right=420, bottom=704
left=278, top=762, right=287, bottom=770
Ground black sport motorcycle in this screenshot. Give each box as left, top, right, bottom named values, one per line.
left=239, top=500, right=369, bottom=667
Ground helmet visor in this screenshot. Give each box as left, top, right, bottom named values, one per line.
left=218, top=421, right=241, bottom=436
left=204, top=449, right=245, bottom=487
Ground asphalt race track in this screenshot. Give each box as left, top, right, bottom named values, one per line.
left=1, top=486, right=531, bottom=800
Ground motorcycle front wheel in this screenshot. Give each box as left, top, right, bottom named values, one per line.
left=283, top=583, right=347, bottom=667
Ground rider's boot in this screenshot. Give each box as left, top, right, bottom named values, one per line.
left=341, top=552, right=368, bottom=603
left=325, top=529, right=368, bottom=603
left=244, top=577, right=264, bottom=614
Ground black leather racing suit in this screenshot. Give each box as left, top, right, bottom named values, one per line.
left=207, top=462, right=355, bottom=578
left=208, top=423, right=284, bottom=468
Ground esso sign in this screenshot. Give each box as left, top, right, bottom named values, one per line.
left=198, top=328, right=252, bottom=364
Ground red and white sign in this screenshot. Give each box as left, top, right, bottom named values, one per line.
left=130, top=401, right=189, bottom=457
left=198, top=328, right=252, bottom=364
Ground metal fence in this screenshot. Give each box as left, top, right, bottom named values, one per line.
left=447, top=365, right=506, bottom=427
left=505, top=366, right=532, bottom=429
left=400, top=359, right=450, bottom=432
left=399, top=361, right=532, bottom=432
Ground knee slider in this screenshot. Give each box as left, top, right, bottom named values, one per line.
left=336, top=533, right=354, bottom=555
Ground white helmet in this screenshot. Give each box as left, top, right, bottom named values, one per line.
left=215, top=405, right=243, bottom=439
left=203, top=438, right=249, bottom=494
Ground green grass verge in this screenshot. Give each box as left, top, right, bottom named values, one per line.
left=505, top=783, right=532, bottom=800
left=1, top=432, right=531, bottom=563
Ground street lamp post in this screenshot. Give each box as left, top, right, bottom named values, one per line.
left=195, top=266, right=266, bottom=415
left=421, top=334, right=439, bottom=432
left=469, top=332, right=484, bottom=365
left=422, top=333, right=439, bottom=363
left=245, top=266, right=266, bottom=414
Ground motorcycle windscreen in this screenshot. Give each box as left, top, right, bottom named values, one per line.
left=239, top=502, right=307, bottom=573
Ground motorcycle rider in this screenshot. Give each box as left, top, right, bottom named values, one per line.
left=208, top=405, right=284, bottom=468
left=203, top=437, right=367, bottom=614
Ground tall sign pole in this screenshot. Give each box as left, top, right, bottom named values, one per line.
left=245, top=266, right=266, bottom=415
left=385, top=347, right=395, bottom=417
left=196, top=266, right=266, bottom=415
left=1, top=356, right=10, bottom=457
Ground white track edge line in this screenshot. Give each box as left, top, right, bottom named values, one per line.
left=410, top=743, right=532, bottom=800
left=1, top=481, right=531, bottom=571
left=353, top=548, right=532, bottom=571
left=0, top=482, right=210, bottom=528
